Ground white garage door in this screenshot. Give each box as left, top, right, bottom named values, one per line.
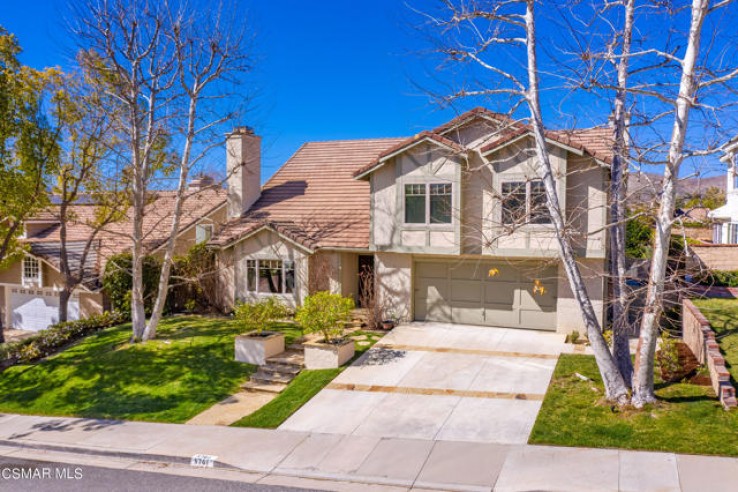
left=414, top=260, right=558, bottom=331
left=10, top=289, right=79, bottom=331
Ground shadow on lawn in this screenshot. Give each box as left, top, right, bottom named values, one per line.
left=0, top=316, right=254, bottom=422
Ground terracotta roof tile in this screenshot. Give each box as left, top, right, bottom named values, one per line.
left=212, top=138, right=406, bottom=250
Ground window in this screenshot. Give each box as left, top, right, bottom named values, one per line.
left=501, top=182, right=527, bottom=225
left=404, top=183, right=453, bottom=225
left=430, top=183, right=452, bottom=224
left=245, top=259, right=295, bottom=294
left=195, top=223, right=214, bottom=244
left=729, top=223, right=738, bottom=244
left=22, top=257, right=41, bottom=286
left=404, top=184, right=426, bottom=224
left=529, top=181, right=551, bottom=224
left=501, top=180, right=551, bottom=226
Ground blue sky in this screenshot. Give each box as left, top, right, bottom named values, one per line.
left=3, top=1, right=735, bottom=181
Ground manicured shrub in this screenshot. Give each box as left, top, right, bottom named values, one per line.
left=102, top=253, right=161, bottom=314
left=1, top=311, right=128, bottom=366
left=296, top=291, right=354, bottom=343
left=234, top=297, right=290, bottom=335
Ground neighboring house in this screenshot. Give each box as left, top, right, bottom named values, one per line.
left=211, top=109, right=614, bottom=334
left=0, top=179, right=227, bottom=331
left=691, top=136, right=738, bottom=271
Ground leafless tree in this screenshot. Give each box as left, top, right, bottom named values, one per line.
left=70, top=0, right=253, bottom=341
left=415, top=0, right=631, bottom=402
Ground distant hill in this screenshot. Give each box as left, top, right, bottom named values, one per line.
left=627, top=172, right=725, bottom=203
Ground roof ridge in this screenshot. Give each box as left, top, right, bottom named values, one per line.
left=303, top=136, right=408, bottom=145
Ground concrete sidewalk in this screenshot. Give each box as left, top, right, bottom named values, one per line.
left=0, top=413, right=737, bottom=491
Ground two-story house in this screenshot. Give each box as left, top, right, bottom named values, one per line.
left=211, top=108, right=613, bottom=334
left=709, top=135, right=738, bottom=244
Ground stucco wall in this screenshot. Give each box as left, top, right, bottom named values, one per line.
left=375, top=252, right=412, bottom=322
left=555, top=258, right=606, bottom=334
left=340, top=252, right=359, bottom=302
left=80, top=292, right=104, bottom=318
left=228, top=229, right=309, bottom=309
left=691, top=245, right=738, bottom=271
left=566, top=155, right=607, bottom=256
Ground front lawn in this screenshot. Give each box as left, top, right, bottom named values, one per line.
left=0, top=316, right=255, bottom=423
left=232, top=330, right=384, bottom=428
left=691, top=298, right=738, bottom=382
left=529, top=354, right=738, bottom=456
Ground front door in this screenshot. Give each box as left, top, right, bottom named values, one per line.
left=357, top=255, right=375, bottom=307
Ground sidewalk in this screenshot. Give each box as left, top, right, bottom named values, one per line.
left=0, top=413, right=737, bottom=492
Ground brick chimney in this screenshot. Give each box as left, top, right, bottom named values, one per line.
left=226, top=127, right=261, bottom=219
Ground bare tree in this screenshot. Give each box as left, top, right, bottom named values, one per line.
left=416, top=0, right=630, bottom=402
left=632, top=0, right=738, bottom=406
left=50, top=73, right=129, bottom=322
left=71, top=0, right=252, bottom=341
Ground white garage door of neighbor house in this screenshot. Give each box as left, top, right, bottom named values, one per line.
left=10, top=289, right=79, bottom=331
left=414, top=260, right=558, bottom=331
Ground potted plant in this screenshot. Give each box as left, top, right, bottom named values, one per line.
left=296, top=291, right=355, bottom=369
left=233, top=297, right=289, bottom=365
left=382, top=309, right=399, bottom=330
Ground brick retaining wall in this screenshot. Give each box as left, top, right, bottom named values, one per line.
left=682, top=299, right=737, bottom=409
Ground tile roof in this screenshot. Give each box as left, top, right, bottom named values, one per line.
left=23, top=187, right=227, bottom=284
left=212, top=138, right=406, bottom=250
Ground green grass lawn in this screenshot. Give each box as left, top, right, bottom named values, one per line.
left=692, top=298, right=738, bottom=382
left=0, top=315, right=256, bottom=423
left=529, top=354, right=738, bottom=456
left=232, top=330, right=384, bottom=428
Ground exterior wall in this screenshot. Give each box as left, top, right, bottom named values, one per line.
left=691, top=245, right=738, bottom=271
left=229, top=229, right=309, bottom=309
left=566, top=155, right=607, bottom=257
left=371, top=143, right=461, bottom=254
left=375, top=252, right=413, bottom=322
left=215, top=247, right=236, bottom=312
left=309, top=251, right=341, bottom=294
left=80, top=292, right=104, bottom=318
left=555, top=258, right=606, bottom=334
left=340, top=252, right=359, bottom=303
left=0, top=261, right=21, bottom=284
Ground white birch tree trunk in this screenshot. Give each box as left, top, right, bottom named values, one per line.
left=523, top=0, right=629, bottom=402
left=610, top=0, right=636, bottom=385
left=632, top=0, right=709, bottom=406
left=142, top=97, right=197, bottom=341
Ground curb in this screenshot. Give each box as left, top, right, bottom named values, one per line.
left=0, top=439, right=240, bottom=471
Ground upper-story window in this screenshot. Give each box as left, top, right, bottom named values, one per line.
left=195, top=223, right=214, bottom=244
left=404, top=183, right=453, bottom=225
left=501, top=180, right=552, bottom=226
left=22, top=256, right=42, bottom=287
left=733, top=165, right=738, bottom=191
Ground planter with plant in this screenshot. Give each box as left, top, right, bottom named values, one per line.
left=234, top=297, right=289, bottom=365
left=296, top=291, right=355, bottom=369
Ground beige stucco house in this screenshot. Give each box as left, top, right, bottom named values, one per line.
left=0, top=182, right=227, bottom=331
left=211, top=108, right=614, bottom=334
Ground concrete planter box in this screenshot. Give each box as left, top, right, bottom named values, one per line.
left=235, top=331, right=285, bottom=365
left=304, top=339, right=355, bottom=369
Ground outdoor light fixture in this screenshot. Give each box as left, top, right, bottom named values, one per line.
left=533, top=279, right=546, bottom=296
left=488, top=268, right=500, bottom=277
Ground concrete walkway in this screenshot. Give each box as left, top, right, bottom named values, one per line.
left=0, top=413, right=735, bottom=491
left=280, top=323, right=566, bottom=444
left=186, top=391, right=276, bottom=426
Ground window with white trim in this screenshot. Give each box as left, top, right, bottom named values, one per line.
left=729, top=223, right=738, bottom=244
left=245, top=259, right=295, bottom=294
left=404, top=183, right=453, bottom=225
left=501, top=180, right=552, bottom=226
left=22, top=257, right=42, bottom=286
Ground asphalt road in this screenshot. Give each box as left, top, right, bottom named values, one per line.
left=0, top=457, right=318, bottom=492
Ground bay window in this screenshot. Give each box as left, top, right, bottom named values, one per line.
left=245, top=259, right=295, bottom=294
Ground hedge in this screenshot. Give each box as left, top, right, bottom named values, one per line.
left=0, top=311, right=128, bottom=367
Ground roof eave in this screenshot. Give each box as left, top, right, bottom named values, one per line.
left=354, top=138, right=466, bottom=180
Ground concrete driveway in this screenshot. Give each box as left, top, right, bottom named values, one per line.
left=279, top=322, right=567, bottom=444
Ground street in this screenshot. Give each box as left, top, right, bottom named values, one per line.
left=0, top=457, right=315, bottom=492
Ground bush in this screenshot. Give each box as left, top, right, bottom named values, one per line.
left=657, top=332, right=683, bottom=381
left=102, top=253, right=161, bottom=314
left=626, top=214, right=654, bottom=259
left=233, top=297, right=290, bottom=335
left=295, top=291, right=354, bottom=343
left=2, top=311, right=127, bottom=366
left=695, top=270, right=738, bottom=288
left=169, top=243, right=217, bottom=313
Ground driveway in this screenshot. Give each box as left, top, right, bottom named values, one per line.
left=279, top=322, right=567, bottom=444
